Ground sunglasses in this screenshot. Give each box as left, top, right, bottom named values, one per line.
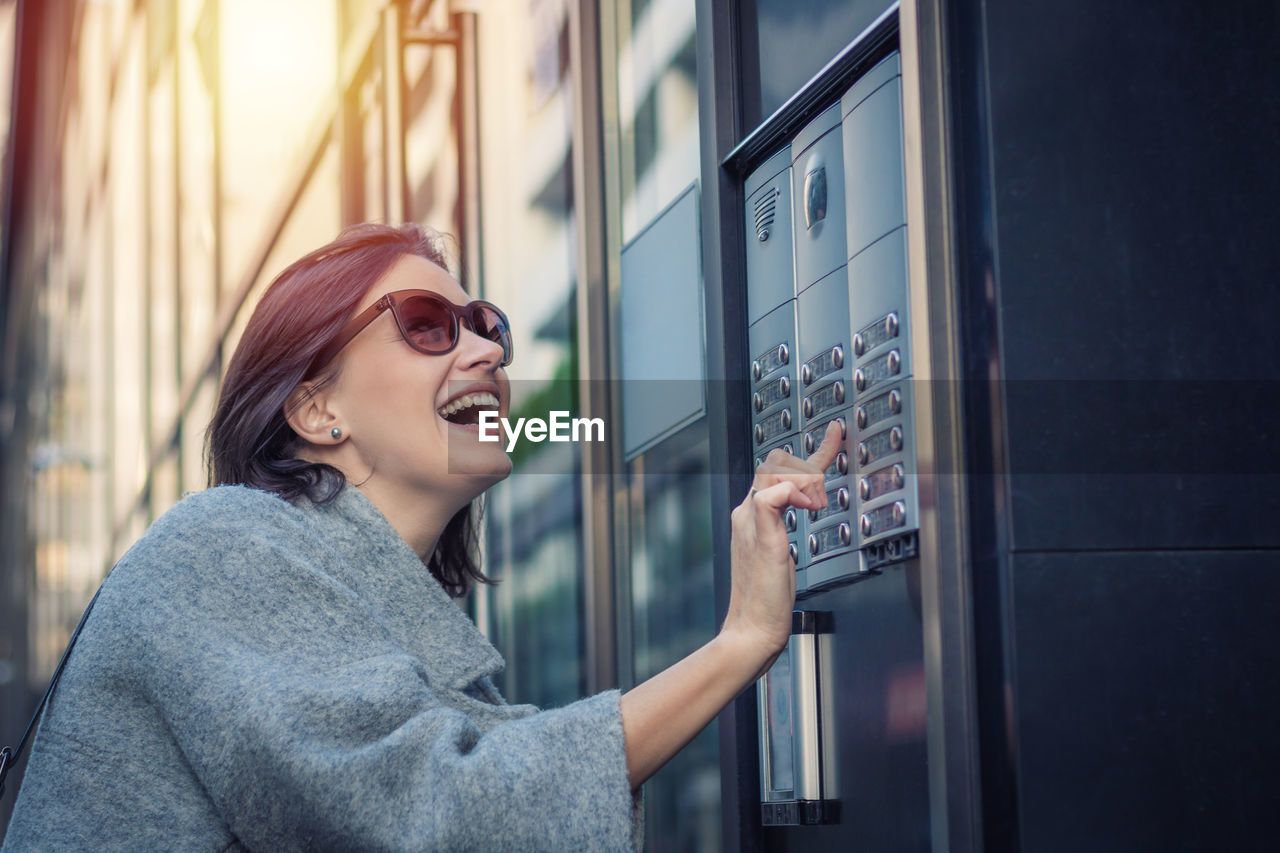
left=308, top=290, right=513, bottom=377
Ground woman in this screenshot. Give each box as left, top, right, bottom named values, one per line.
left=2, top=223, right=840, bottom=851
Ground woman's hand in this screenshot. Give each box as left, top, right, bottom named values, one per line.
left=618, top=420, right=844, bottom=789
left=720, top=420, right=844, bottom=674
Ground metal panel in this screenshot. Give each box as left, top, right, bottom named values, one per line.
left=792, top=105, right=848, bottom=292
left=748, top=300, right=800, bottom=452
left=848, top=226, right=911, bottom=380
left=745, top=149, right=795, bottom=324
left=843, top=72, right=906, bottom=258
left=841, top=50, right=901, bottom=116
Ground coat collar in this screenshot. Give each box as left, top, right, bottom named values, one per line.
left=292, top=482, right=505, bottom=692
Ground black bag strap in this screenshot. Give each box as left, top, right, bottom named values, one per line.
left=0, top=585, right=104, bottom=799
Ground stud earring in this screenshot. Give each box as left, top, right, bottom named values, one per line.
left=331, top=427, right=343, bottom=439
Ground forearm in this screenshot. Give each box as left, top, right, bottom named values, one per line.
left=619, top=629, right=778, bottom=789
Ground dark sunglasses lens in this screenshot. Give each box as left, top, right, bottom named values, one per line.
left=398, top=296, right=456, bottom=354
left=470, top=303, right=513, bottom=365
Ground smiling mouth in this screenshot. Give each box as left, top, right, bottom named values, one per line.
left=437, top=391, right=500, bottom=426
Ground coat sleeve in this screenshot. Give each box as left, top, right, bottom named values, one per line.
left=110, top=525, right=641, bottom=852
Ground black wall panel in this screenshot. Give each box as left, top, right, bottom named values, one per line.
left=1012, top=551, right=1280, bottom=851
left=979, top=1, right=1280, bottom=551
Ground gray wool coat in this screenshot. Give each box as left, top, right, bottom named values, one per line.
left=2, top=483, right=641, bottom=851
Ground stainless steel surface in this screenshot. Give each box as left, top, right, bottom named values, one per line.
left=790, top=632, right=823, bottom=800
left=901, top=0, right=984, bottom=847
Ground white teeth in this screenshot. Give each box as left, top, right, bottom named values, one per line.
left=437, top=391, right=500, bottom=418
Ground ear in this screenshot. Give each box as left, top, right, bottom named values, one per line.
left=284, top=381, right=345, bottom=445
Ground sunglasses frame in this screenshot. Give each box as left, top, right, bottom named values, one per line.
left=308, top=290, right=513, bottom=378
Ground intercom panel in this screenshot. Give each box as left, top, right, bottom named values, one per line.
left=853, top=379, right=919, bottom=562
left=843, top=54, right=905, bottom=258
left=792, top=104, right=847, bottom=293
left=796, top=268, right=858, bottom=581
left=745, top=146, right=795, bottom=324
left=745, top=51, right=918, bottom=588
left=749, top=301, right=799, bottom=453
left=848, top=226, right=912, bottom=392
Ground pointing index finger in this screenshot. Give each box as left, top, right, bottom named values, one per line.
left=807, top=420, right=843, bottom=473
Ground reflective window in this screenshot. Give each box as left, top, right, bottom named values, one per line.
left=741, top=0, right=892, bottom=125
left=615, top=0, right=700, bottom=242
left=472, top=0, right=586, bottom=709
left=626, top=426, right=721, bottom=851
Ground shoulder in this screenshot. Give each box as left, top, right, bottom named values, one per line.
left=105, top=486, right=322, bottom=597
left=145, top=484, right=308, bottom=547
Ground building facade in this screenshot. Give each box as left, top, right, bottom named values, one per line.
left=4, top=0, right=1280, bottom=849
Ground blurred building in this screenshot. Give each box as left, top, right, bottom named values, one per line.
left=0, top=0, right=715, bottom=845
left=5, top=0, right=1280, bottom=850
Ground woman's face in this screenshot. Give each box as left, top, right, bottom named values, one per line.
left=323, top=254, right=512, bottom=509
